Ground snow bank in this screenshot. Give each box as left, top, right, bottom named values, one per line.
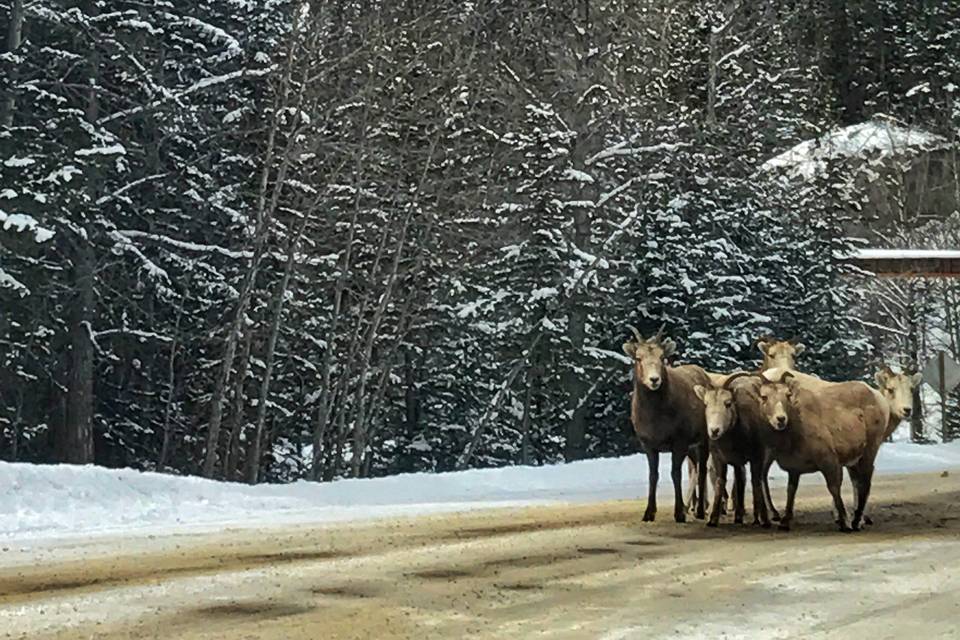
left=761, top=116, right=948, bottom=180
left=2, top=441, right=959, bottom=542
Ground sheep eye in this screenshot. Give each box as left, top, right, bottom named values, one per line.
left=724, top=400, right=732, bottom=408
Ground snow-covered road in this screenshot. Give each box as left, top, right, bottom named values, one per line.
left=0, top=469, right=958, bottom=640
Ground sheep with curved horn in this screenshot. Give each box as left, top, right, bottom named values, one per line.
left=752, top=365, right=916, bottom=532
left=623, top=325, right=711, bottom=523
left=693, top=372, right=773, bottom=528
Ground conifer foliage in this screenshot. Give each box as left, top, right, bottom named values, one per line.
left=1, top=1, right=954, bottom=480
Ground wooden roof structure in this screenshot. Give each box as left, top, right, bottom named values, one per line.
left=853, top=249, right=960, bottom=278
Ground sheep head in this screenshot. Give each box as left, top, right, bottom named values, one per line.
left=694, top=372, right=761, bottom=440
left=694, top=383, right=736, bottom=440
left=875, top=365, right=923, bottom=420
left=757, top=335, right=806, bottom=371
left=758, top=370, right=797, bottom=431
left=622, top=324, right=676, bottom=391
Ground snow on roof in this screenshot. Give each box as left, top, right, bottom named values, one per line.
left=761, top=116, right=949, bottom=180
left=855, top=249, right=960, bottom=260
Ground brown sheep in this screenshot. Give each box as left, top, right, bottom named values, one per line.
left=761, top=364, right=922, bottom=528
left=693, top=372, right=773, bottom=528
left=757, top=336, right=806, bottom=372
left=755, top=370, right=892, bottom=532
left=753, top=336, right=819, bottom=520
left=623, top=325, right=711, bottom=522
left=875, top=365, right=922, bottom=435
left=685, top=370, right=743, bottom=517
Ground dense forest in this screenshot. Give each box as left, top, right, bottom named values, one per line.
left=1, top=1, right=959, bottom=483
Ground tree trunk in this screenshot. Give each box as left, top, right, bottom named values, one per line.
left=224, top=330, right=253, bottom=480
left=157, top=301, right=185, bottom=470
left=245, top=226, right=301, bottom=485
left=907, top=284, right=923, bottom=441
left=563, top=143, right=593, bottom=459
left=706, top=27, right=718, bottom=126
left=61, top=240, right=96, bottom=464
left=1, top=0, right=24, bottom=127
left=59, top=6, right=99, bottom=465
left=519, top=362, right=540, bottom=466
left=201, top=7, right=306, bottom=477
left=825, top=0, right=861, bottom=123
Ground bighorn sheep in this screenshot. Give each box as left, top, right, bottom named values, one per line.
left=757, top=336, right=806, bottom=372
left=756, top=369, right=895, bottom=532
left=753, top=336, right=818, bottom=520
left=760, top=364, right=922, bottom=529
left=687, top=337, right=806, bottom=520
left=875, top=365, right=922, bottom=437
left=685, top=370, right=742, bottom=517
left=624, top=325, right=711, bottom=522
left=694, top=372, right=772, bottom=527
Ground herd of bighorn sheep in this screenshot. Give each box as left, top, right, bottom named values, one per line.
left=623, top=326, right=922, bottom=532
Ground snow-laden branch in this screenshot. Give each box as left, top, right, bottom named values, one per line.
left=717, top=43, right=751, bottom=67
left=116, top=229, right=252, bottom=260
left=94, top=328, right=173, bottom=343
left=584, top=346, right=632, bottom=365
left=0, top=267, right=29, bottom=296
left=596, top=177, right=635, bottom=208
left=108, top=231, right=176, bottom=298
left=586, top=141, right=690, bottom=166
left=96, top=174, right=169, bottom=206
left=99, top=66, right=276, bottom=125
left=0, top=210, right=56, bottom=243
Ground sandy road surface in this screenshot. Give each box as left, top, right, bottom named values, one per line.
left=1, top=470, right=958, bottom=640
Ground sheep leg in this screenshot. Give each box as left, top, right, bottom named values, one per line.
left=643, top=450, right=659, bottom=522
left=685, top=456, right=698, bottom=514
left=695, top=445, right=708, bottom=520
left=778, top=471, right=800, bottom=532
left=672, top=449, right=688, bottom=523
left=822, top=464, right=852, bottom=533
left=733, top=464, right=746, bottom=525
left=750, top=459, right=771, bottom=528
left=710, top=457, right=729, bottom=515
left=850, top=462, right=874, bottom=531
left=707, top=460, right=726, bottom=527
left=761, top=454, right=781, bottom=521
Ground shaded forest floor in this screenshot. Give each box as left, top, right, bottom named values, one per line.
left=1, top=470, right=958, bottom=639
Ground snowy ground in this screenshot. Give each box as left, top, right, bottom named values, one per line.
left=3, top=440, right=959, bottom=543
left=2, top=470, right=958, bottom=640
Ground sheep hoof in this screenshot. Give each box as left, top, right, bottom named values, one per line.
left=839, top=524, right=853, bottom=533
left=777, top=523, right=791, bottom=532
left=674, top=512, right=687, bottom=524
left=642, top=510, right=656, bottom=522
left=863, top=515, right=873, bottom=526
left=770, top=511, right=781, bottom=522
left=706, top=520, right=718, bottom=528
left=761, top=521, right=772, bottom=529
left=734, top=516, right=744, bottom=525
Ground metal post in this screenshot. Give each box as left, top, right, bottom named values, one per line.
left=940, top=351, right=947, bottom=440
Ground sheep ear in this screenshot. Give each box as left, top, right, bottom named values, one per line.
left=875, top=369, right=889, bottom=387
left=662, top=338, right=676, bottom=357
left=693, top=385, right=706, bottom=402
left=622, top=342, right=636, bottom=357
left=911, top=372, right=922, bottom=387
left=793, top=343, right=806, bottom=355
left=757, top=341, right=769, bottom=355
